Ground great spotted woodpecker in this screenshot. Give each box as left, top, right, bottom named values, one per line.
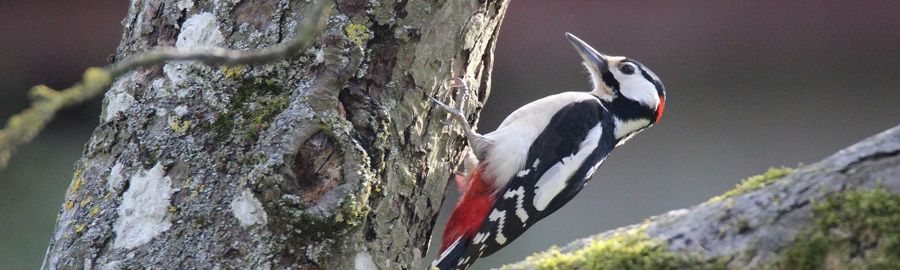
left=429, top=33, right=666, bottom=270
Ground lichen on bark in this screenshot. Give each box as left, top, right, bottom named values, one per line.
left=43, top=0, right=510, bottom=269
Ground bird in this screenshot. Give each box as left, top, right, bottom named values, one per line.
left=428, top=33, right=666, bottom=270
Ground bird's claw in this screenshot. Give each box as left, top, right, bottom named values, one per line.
left=429, top=78, right=472, bottom=127
left=428, top=96, right=463, bottom=125
left=430, top=77, right=489, bottom=162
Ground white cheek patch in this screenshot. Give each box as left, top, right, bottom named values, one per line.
left=616, top=72, right=660, bottom=109
left=532, top=123, right=605, bottom=211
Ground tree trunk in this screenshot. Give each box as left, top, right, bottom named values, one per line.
left=42, top=0, right=509, bottom=269
left=502, top=124, right=900, bottom=269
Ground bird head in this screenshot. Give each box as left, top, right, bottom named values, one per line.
left=566, top=33, right=666, bottom=124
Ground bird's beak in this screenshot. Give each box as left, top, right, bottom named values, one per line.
left=566, top=33, right=609, bottom=72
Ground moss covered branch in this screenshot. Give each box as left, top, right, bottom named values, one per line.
left=503, top=125, right=900, bottom=269
left=0, top=1, right=328, bottom=172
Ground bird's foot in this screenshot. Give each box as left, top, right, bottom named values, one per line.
left=430, top=77, right=488, bottom=161
left=430, top=77, right=474, bottom=131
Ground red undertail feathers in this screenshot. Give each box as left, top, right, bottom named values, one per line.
left=439, top=164, right=496, bottom=253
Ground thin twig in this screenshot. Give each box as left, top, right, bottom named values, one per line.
left=0, top=1, right=329, bottom=172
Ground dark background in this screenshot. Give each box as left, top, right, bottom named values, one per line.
left=2, top=1, right=898, bottom=269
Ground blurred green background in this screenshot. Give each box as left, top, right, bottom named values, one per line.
left=2, top=1, right=898, bottom=269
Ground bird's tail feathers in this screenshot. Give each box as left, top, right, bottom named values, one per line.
left=431, top=237, right=469, bottom=270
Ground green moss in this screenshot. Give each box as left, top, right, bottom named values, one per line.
left=337, top=199, right=370, bottom=227
left=294, top=212, right=353, bottom=240
left=507, top=227, right=724, bottom=270
left=193, top=215, right=210, bottom=229
left=709, top=167, right=794, bottom=202
left=211, top=77, right=289, bottom=141
left=286, top=191, right=372, bottom=241
left=211, top=111, right=236, bottom=140
left=773, top=185, right=900, bottom=269
left=244, top=95, right=288, bottom=141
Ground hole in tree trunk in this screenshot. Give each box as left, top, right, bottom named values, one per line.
left=289, top=132, right=343, bottom=206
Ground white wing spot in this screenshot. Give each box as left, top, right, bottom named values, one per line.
left=533, top=124, right=605, bottom=211
left=473, top=232, right=489, bottom=244
left=504, top=186, right=529, bottom=223
left=488, top=209, right=507, bottom=245
left=516, top=168, right=530, bottom=177
left=517, top=158, right=541, bottom=177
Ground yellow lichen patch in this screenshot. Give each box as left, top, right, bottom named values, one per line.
left=65, top=201, right=75, bottom=211
left=345, top=23, right=372, bottom=48
left=222, top=65, right=245, bottom=78
left=80, top=196, right=92, bottom=207
left=75, top=224, right=86, bottom=233
left=67, top=174, right=83, bottom=196
left=170, top=117, right=191, bottom=133
left=168, top=206, right=178, bottom=212
left=88, top=208, right=100, bottom=217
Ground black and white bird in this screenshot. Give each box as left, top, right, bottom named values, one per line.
left=429, top=33, right=666, bottom=270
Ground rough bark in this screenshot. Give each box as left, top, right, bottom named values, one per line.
left=43, top=0, right=508, bottom=269
left=503, top=124, right=900, bottom=269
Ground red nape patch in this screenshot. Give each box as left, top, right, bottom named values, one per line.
left=655, top=98, right=665, bottom=123
left=439, top=165, right=496, bottom=253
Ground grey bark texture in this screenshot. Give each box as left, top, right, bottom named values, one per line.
left=42, top=0, right=509, bottom=269
left=503, top=124, right=900, bottom=269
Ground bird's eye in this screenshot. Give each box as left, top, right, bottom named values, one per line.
left=619, top=63, right=636, bottom=75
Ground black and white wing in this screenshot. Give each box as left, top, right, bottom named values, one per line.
left=463, top=97, right=618, bottom=262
